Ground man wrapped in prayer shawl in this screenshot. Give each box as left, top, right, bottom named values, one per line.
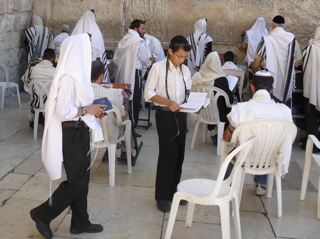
left=72, top=10, right=110, bottom=82
left=25, top=15, right=54, bottom=62
left=253, top=15, right=302, bottom=105
left=301, top=27, right=320, bottom=149
left=187, top=18, right=213, bottom=76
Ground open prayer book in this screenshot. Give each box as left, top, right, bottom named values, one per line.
left=226, top=75, right=239, bottom=92
left=180, top=92, right=210, bottom=113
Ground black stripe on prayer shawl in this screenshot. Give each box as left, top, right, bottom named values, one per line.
left=102, top=51, right=110, bottom=82
left=283, top=38, right=296, bottom=103
left=189, top=33, right=197, bottom=62
left=302, top=45, right=312, bottom=73
left=256, top=38, right=266, bottom=59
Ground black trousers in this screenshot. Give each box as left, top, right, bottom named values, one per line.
left=305, top=99, right=320, bottom=139
left=32, top=121, right=91, bottom=230
left=155, top=109, right=187, bottom=201
left=132, top=69, right=142, bottom=128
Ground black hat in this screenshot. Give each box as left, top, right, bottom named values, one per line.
left=252, top=70, right=274, bottom=88
left=169, top=35, right=192, bottom=50
left=272, top=15, right=285, bottom=24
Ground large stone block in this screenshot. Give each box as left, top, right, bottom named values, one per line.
left=6, top=14, right=20, bottom=31
left=0, top=14, right=6, bottom=32
left=20, top=12, right=32, bottom=31
left=20, top=0, right=33, bottom=12
left=8, top=0, right=21, bottom=13
left=0, top=0, right=6, bottom=14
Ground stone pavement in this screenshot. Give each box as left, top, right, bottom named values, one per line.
left=0, top=92, right=319, bottom=239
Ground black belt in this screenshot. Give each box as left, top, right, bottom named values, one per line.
left=62, top=119, right=88, bottom=129
left=155, top=106, right=171, bottom=111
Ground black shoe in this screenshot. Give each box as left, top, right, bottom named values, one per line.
left=179, top=200, right=188, bottom=205
left=29, top=120, right=34, bottom=129
left=70, top=223, right=103, bottom=234
left=30, top=209, right=53, bottom=239
left=135, top=132, right=142, bottom=137
left=157, top=200, right=171, bottom=212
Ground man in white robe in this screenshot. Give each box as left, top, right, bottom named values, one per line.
left=144, top=34, right=165, bottom=63
left=187, top=18, right=213, bottom=76
left=30, top=34, right=105, bottom=239
left=113, top=19, right=155, bottom=128
left=301, top=27, right=320, bottom=149
left=241, top=17, right=268, bottom=67
left=253, top=15, right=302, bottom=105
left=53, top=24, right=70, bottom=57
left=72, top=10, right=110, bottom=82
left=21, top=48, right=56, bottom=125
left=25, top=15, right=54, bottom=62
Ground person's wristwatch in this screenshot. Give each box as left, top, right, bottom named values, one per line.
left=81, top=107, right=87, bottom=116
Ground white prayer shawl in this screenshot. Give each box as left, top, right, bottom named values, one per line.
left=263, top=27, right=296, bottom=102
left=42, top=34, right=103, bottom=181
left=303, top=27, right=320, bottom=111
left=113, top=29, right=144, bottom=99
left=222, top=61, right=239, bottom=70
left=244, top=17, right=268, bottom=66
left=187, top=19, right=213, bottom=76
left=25, top=15, right=54, bottom=62
left=72, top=10, right=110, bottom=82
left=144, top=34, right=165, bottom=62
left=192, top=51, right=226, bottom=86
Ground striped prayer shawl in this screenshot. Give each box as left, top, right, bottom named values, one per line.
left=25, top=26, right=54, bottom=62
left=255, top=36, right=296, bottom=104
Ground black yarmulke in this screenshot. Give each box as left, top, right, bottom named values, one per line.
left=272, top=15, right=285, bottom=24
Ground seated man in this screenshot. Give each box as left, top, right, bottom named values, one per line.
left=222, top=51, right=239, bottom=70
left=91, top=58, right=130, bottom=145
left=223, top=70, right=293, bottom=196
left=53, top=24, right=70, bottom=57
left=22, top=48, right=56, bottom=127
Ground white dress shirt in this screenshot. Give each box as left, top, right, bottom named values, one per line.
left=144, top=58, right=192, bottom=106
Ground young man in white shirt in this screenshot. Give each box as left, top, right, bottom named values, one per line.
left=144, top=35, right=192, bottom=212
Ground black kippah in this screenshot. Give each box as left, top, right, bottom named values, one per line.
left=252, top=70, right=274, bottom=88
left=272, top=15, right=285, bottom=24
left=169, top=35, right=192, bottom=50
left=91, top=58, right=104, bottom=80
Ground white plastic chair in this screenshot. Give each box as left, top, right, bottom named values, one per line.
left=31, top=79, right=51, bottom=140
left=94, top=105, right=132, bottom=186
left=164, top=136, right=256, bottom=239
left=223, top=68, right=245, bottom=102
left=190, top=85, right=232, bottom=155
left=300, top=135, right=320, bottom=220
left=220, top=120, right=297, bottom=218
left=0, top=63, right=21, bottom=109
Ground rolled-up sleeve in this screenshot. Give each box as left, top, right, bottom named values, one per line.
left=56, top=76, right=79, bottom=120
left=144, top=64, right=159, bottom=102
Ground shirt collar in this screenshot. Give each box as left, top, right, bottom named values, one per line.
left=252, top=89, right=272, bottom=100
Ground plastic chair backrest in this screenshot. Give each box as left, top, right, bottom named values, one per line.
left=207, top=136, right=256, bottom=201
left=96, top=104, right=123, bottom=147
left=191, top=84, right=232, bottom=122
left=0, top=63, right=10, bottom=86
left=229, top=120, right=297, bottom=175
left=31, top=79, right=52, bottom=110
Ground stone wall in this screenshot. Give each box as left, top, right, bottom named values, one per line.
left=32, top=0, right=320, bottom=64
left=1, top=0, right=320, bottom=86
left=0, top=0, right=32, bottom=86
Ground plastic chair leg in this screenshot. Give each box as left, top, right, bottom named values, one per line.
left=191, top=120, right=201, bottom=149
left=34, top=110, right=39, bottom=140
left=202, top=122, right=207, bottom=143
left=275, top=175, right=282, bottom=218
left=15, top=85, right=21, bottom=107
left=317, top=175, right=320, bottom=220
left=108, top=144, right=117, bottom=186
left=232, top=197, right=242, bottom=239
left=266, top=173, right=274, bottom=198
left=125, top=130, right=132, bottom=174
left=0, top=87, right=4, bottom=109
left=217, top=122, right=225, bottom=156
left=300, top=139, right=313, bottom=200
left=220, top=202, right=231, bottom=239
left=164, top=195, right=180, bottom=239
left=185, top=202, right=195, bottom=228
